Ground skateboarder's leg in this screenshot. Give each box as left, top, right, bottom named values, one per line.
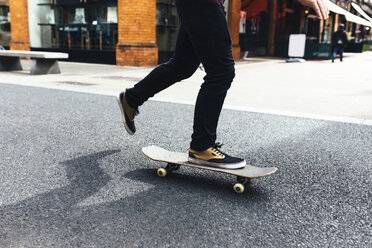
left=176, top=1, right=245, bottom=168
left=117, top=25, right=200, bottom=135
left=125, top=25, right=200, bottom=108
left=176, top=1, right=235, bottom=151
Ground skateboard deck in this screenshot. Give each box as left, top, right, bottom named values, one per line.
left=142, top=145, right=278, bottom=193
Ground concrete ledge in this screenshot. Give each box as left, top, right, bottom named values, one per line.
left=0, top=50, right=69, bottom=74
left=0, top=50, right=68, bottom=59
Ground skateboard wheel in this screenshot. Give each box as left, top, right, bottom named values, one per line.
left=233, top=183, right=245, bottom=194
left=157, top=168, right=167, bottom=177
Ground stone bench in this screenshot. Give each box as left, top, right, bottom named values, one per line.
left=0, top=50, right=69, bottom=75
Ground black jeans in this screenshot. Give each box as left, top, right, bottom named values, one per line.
left=126, top=0, right=235, bottom=151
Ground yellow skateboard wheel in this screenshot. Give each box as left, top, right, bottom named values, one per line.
left=157, top=168, right=167, bottom=177
left=233, top=183, right=245, bottom=194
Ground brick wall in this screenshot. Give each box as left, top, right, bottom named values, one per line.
left=9, top=0, right=30, bottom=51
left=228, top=0, right=241, bottom=59
left=116, top=0, right=158, bottom=66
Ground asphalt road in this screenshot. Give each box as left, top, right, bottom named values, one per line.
left=0, top=84, right=371, bottom=247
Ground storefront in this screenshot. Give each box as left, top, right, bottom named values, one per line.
left=28, top=0, right=118, bottom=63
left=274, top=0, right=304, bottom=57
left=239, top=0, right=305, bottom=57
left=11, top=0, right=371, bottom=65
left=0, top=0, right=10, bottom=48
left=326, top=0, right=372, bottom=54
left=273, top=0, right=372, bottom=58
left=348, top=1, right=372, bottom=51
left=9, top=0, right=245, bottom=65
left=359, top=1, right=372, bottom=50
left=24, top=0, right=180, bottom=64
left=239, top=0, right=269, bottom=56
left=156, top=0, right=179, bottom=63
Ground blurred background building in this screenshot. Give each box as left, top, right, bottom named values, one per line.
left=239, top=0, right=372, bottom=58
left=1, top=0, right=372, bottom=66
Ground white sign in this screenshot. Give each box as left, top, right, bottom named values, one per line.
left=288, top=34, right=306, bottom=58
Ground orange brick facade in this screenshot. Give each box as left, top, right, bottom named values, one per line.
left=228, top=0, right=241, bottom=59
left=116, top=0, right=158, bottom=66
left=9, top=0, right=30, bottom=51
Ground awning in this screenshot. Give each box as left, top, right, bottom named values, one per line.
left=351, top=2, right=372, bottom=22
left=328, top=1, right=372, bottom=27
left=360, top=3, right=372, bottom=16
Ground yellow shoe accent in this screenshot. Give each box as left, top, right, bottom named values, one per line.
left=122, top=91, right=136, bottom=121
left=188, top=144, right=246, bottom=169
left=189, top=147, right=226, bottom=161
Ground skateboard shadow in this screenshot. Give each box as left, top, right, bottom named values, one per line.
left=0, top=149, right=276, bottom=247
left=121, top=168, right=271, bottom=201
left=0, top=149, right=119, bottom=246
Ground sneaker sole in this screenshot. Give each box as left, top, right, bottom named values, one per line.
left=188, top=157, right=246, bottom=169
left=116, top=95, right=134, bottom=135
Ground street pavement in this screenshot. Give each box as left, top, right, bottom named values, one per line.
left=0, top=52, right=372, bottom=125
left=0, top=82, right=371, bottom=247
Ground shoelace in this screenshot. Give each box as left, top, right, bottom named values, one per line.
left=211, top=142, right=226, bottom=157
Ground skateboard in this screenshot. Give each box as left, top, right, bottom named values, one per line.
left=142, top=145, right=278, bottom=193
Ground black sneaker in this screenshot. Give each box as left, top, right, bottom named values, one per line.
left=117, top=91, right=139, bottom=135
left=188, top=143, right=246, bottom=169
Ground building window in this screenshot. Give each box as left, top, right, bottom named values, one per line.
left=239, top=0, right=269, bottom=56
left=0, top=0, right=10, bottom=48
left=156, top=0, right=180, bottom=63
left=275, top=0, right=299, bottom=42
left=34, top=0, right=117, bottom=51
left=320, top=16, right=334, bottom=43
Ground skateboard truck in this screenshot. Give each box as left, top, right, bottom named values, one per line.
left=157, top=163, right=181, bottom=177
left=157, top=165, right=253, bottom=194
left=234, top=176, right=252, bottom=194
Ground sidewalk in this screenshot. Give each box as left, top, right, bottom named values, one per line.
left=0, top=52, right=371, bottom=125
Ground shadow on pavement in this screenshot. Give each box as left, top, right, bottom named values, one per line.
left=122, top=168, right=270, bottom=201
left=0, top=150, right=117, bottom=247
left=0, top=149, right=272, bottom=247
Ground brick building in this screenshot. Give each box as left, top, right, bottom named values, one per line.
left=2, top=0, right=371, bottom=66
left=2, top=0, right=241, bottom=66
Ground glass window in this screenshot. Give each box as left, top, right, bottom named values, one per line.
left=239, top=0, right=269, bottom=55
left=36, top=0, right=117, bottom=50
left=0, top=0, right=10, bottom=48
left=320, top=16, right=333, bottom=43
left=156, top=0, right=180, bottom=63
left=275, top=0, right=299, bottom=42
left=338, top=0, right=350, bottom=9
